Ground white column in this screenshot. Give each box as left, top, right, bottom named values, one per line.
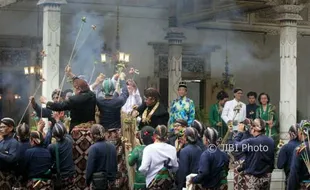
left=275, top=4, right=304, bottom=141
left=37, top=0, right=67, bottom=100
left=165, top=0, right=185, bottom=104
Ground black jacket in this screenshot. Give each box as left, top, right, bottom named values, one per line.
left=46, top=90, right=96, bottom=131
left=137, top=102, right=169, bottom=130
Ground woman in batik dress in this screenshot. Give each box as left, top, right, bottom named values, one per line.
left=209, top=91, right=229, bottom=139
left=128, top=126, right=155, bottom=190
left=256, top=93, right=278, bottom=146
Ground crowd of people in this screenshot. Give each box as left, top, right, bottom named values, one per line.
left=0, top=66, right=309, bottom=190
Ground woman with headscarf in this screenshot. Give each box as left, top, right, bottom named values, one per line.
left=47, top=122, right=76, bottom=189
left=190, top=120, right=205, bottom=150
left=24, top=131, right=52, bottom=190
left=188, top=127, right=229, bottom=190
left=277, top=124, right=301, bottom=189
left=209, top=90, right=229, bottom=139
left=128, top=126, right=155, bottom=190
left=177, top=127, right=203, bottom=190
left=139, top=125, right=178, bottom=190
left=86, top=124, right=117, bottom=190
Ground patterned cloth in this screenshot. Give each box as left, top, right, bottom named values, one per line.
left=26, top=179, right=53, bottom=190
left=169, top=96, right=195, bottom=130
left=0, top=171, right=15, bottom=190
left=91, top=181, right=116, bottom=190
left=233, top=160, right=246, bottom=190
left=256, top=104, right=278, bottom=139
left=128, top=145, right=147, bottom=190
left=71, top=122, right=94, bottom=190
left=192, top=183, right=228, bottom=190
left=106, top=129, right=129, bottom=190
left=147, top=167, right=175, bottom=190
left=58, top=176, right=76, bottom=190
left=244, top=173, right=271, bottom=190
left=209, top=103, right=227, bottom=138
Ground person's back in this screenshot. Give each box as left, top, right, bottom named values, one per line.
left=45, top=79, right=96, bottom=130
left=68, top=90, right=96, bottom=127
left=178, top=143, right=202, bottom=190
left=193, top=148, right=229, bottom=188
left=86, top=141, right=117, bottom=186
left=243, top=135, right=275, bottom=176
left=96, top=80, right=129, bottom=130
left=139, top=142, right=178, bottom=186
left=25, top=146, right=52, bottom=178
left=48, top=135, right=75, bottom=178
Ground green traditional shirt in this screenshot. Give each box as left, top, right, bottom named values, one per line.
left=128, top=145, right=146, bottom=190
left=256, top=104, right=278, bottom=138
left=209, top=103, right=227, bottom=138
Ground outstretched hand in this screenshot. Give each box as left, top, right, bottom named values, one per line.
left=95, top=73, right=105, bottom=84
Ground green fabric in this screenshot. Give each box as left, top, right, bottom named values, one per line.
left=128, top=145, right=146, bottom=190
left=154, top=167, right=170, bottom=180
left=102, top=79, right=115, bottom=96
left=256, top=104, right=279, bottom=150
left=256, top=104, right=278, bottom=137
left=209, top=103, right=227, bottom=138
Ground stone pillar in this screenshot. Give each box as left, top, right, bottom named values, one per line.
left=275, top=3, right=304, bottom=141
left=37, top=0, right=67, bottom=100
left=165, top=0, right=186, bottom=104
left=204, top=53, right=212, bottom=113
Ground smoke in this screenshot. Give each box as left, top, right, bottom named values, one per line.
left=65, top=11, right=106, bottom=83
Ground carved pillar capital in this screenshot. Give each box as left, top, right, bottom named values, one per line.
left=274, top=4, right=305, bottom=22
left=165, top=27, right=186, bottom=45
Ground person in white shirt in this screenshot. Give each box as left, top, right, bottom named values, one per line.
left=121, top=79, right=142, bottom=114
left=139, top=125, right=178, bottom=189
left=221, top=88, right=246, bottom=131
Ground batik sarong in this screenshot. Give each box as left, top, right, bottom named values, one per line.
left=147, top=167, right=175, bottom=190
left=59, top=176, right=76, bottom=190
left=71, top=122, right=94, bottom=190
left=91, top=181, right=116, bottom=190
left=244, top=173, right=271, bottom=190
left=0, top=171, right=15, bottom=190
left=26, top=179, right=52, bottom=190
left=233, top=160, right=246, bottom=190
left=106, top=128, right=129, bottom=190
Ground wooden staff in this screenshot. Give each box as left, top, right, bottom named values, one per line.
left=71, top=25, right=97, bottom=62
left=58, top=17, right=86, bottom=100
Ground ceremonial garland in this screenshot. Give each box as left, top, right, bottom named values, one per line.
left=141, top=102, right=159, bottom=124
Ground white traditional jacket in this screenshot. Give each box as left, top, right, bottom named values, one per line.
left=221, top=99, right=246, bottom=125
